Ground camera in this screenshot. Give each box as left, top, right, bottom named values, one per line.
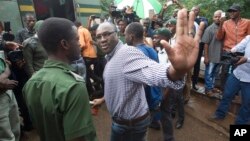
left=221, top=52, right=244, bottom=65
left=7, top=49, right=24, bottom=63
left=3, top=21, right=15, bottom=41
left=90, top=15, right=100, bottom=20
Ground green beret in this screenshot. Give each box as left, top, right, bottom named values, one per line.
left=34, top=20, right=44, bottom=32
left=166, top=18, right=177, bottom=25
left=154, top=28, right=172, bottom=39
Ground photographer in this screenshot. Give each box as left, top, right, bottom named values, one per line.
left=108, top=3, right=138, bottom=25
left=210, top=35, right=250, bottom=124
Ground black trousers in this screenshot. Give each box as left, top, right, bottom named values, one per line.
left=192, top=43, right=204, bottom=86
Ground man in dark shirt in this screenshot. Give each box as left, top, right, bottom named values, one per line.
left=16, top=14, right=36, bottom=44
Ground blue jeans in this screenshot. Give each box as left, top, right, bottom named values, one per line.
left=110, top=116, right=150, bottom=141
left=204, top=62, right=221, bottom=91
left=215, top=74, right=250, bottom=124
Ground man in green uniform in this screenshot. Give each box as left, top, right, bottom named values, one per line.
left=22, top=17, right=97, bottom=141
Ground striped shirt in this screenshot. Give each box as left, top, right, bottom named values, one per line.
left=104, top=41, right=184, bottom=120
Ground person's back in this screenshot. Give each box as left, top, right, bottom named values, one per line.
left=136, top=43, right=162, bottom=110
left=23, top=60, right=96, bottom=141
left=78, top=26, right=97, bottom=58
left=22, top=35, right=47, bottom=77
left=22, top=20, right=48, bottom=77
left=23, top=17, right=97, bottom=141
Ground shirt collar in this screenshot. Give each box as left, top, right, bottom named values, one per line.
left=43, top=59, right=73, bottom=71
left=105, top=40, right=123, bottom=61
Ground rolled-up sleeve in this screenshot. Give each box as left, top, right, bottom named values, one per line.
left=123, top=47, right=185, bottom=89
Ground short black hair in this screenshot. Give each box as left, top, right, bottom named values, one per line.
left=38, top=17, right=75, bottom=54
left=24, top=13, right=35, bottom=20
left=126, top=22, right=144, bottom=39
left=117, top=18, right=128, bottom=25
left=74, top=20, right=82, bottom=28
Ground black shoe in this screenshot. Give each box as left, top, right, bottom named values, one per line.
left=176, top=122, right=183, bottom=129
left=171, top=112, right=176, bottom=118
left=149, top=121, right=161, bottom=130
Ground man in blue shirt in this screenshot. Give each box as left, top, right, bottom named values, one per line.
left=124, top=22, right=162, bottom=130
left=210, top=35, right=250, bottom=124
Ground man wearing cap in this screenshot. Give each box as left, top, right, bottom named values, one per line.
left=153, top=27, right=172, bottom=64
left=216, top=3, right=250, bottom=89
left=23, top=20, right=48, bottom=78
left=166, top=18, right=187, bottom=131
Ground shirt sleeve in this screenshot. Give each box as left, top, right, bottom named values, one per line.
left=201, top=27, right=211, bottom=44
left=233, top=35, right=250, bottom=52
left=216, top=23, right=226, bottom=40
left=62, top=83, right=97, bottom=141
left=23, top=40, right=35, bottom=77
left=0, top=58, right=6, bottom=74
left=78, top=28, right=86, bottom=49
left=123, top=47, right=184, bottom=89
left=247, top=58, right=250, bottom=63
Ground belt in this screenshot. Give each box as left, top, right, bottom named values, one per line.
left=112, top=112, right=150, bottom=126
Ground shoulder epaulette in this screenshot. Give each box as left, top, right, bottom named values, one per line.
left=69, top=71, right=84, bottom=82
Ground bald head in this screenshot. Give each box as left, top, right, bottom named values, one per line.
left=214, top=10, right=222, bottom=16
left=97, top=22, right=117, bottom=32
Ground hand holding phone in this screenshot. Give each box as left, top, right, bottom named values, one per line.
left=221, top=12, right=226, bottom=18
left=89, top=101, right=94, bottom=105
left=166, top=0, right=173, bottom=6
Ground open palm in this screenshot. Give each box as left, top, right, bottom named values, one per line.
left=162, top=9, right=205, bottom=78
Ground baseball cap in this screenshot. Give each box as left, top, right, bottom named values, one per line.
left=166, top=18, right=177, bottom=25
left=154, top=28, right=172, bottom=39
left=227, top=4, right=241, bottom=12
left=34, top=20, right=44, bottom=32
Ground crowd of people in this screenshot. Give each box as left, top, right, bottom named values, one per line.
left=0, top=0, right=250, bottom=141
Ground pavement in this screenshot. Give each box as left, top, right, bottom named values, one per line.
left=187, top=85, right=241, bottom=138
left=21, top=83, right=237, bottom=141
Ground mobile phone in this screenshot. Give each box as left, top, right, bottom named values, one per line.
left=166, top=1, right=173, bottom=6
left=4, top=21, right=11, bottom=32
left=89, top=101, right=94, bottom=105
left=221, top=12, right=226, bottom=18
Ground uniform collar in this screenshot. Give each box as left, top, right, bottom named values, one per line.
left=43, top=59, right=73, bottom=71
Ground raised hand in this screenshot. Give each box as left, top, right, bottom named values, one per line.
left=0, top=79, right=18, bottom=90
left=161, top=8, right=205, bottom=80
left=5, top=41, right=21, bottom=50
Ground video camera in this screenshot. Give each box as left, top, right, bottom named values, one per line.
left=220, top=52, right=244, bottom=65
left=110, top=4, right=123, bottom=18
left=7, top=49, right=23, bottom=63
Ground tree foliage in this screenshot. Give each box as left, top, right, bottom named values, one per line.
left=100, top=0, right=250, bottom=22
left=158, top=0, right=250, bottom=23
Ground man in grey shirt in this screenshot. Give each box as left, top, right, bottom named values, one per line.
left=92, top=9, right=205, bottom=141
left=201, top=10, right=223, bottom=96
